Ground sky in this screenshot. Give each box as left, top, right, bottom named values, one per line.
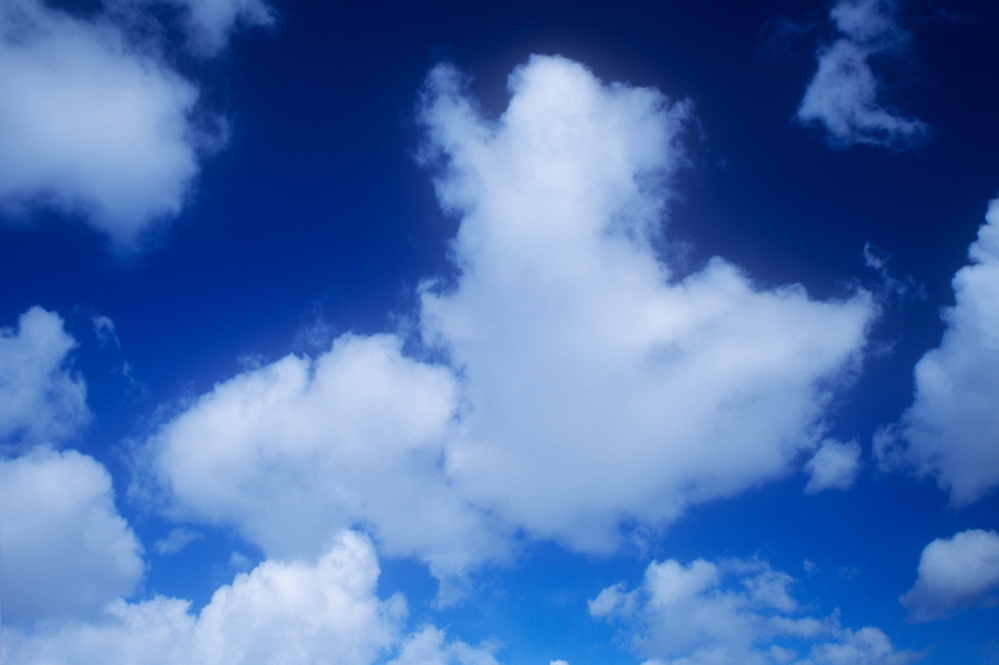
left=1, top=0, right=999, bottom=663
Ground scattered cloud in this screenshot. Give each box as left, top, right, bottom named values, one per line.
left=805, top=439, right=861, bottom=494
left=4, top=530, right=497, bottom=665
left=0, top=306, right=90, bottom=447
left=795, top=0, right=926, bottom=148
left=900, top=529, right=999, bottom=622
left=0, top=445, right=143, bottom=623
left=0, top=0, right=270, bottom=251
left=875, top=196, right=999, bottom=505
left=590, top=556, right=919, bottom=664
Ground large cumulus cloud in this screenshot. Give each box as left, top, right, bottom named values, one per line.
left=138, top=56, right=875, bottom=582
left=876, top=196, right=999, bottom=505
left=419, top=56, right=875, bottom=552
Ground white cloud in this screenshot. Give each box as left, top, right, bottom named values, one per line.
left=590, top=557, right=918, bottom=664
left=899, top=529, right=999, bottom=622
left=875, top=196, right=999, bottom=505
left=0, top=445, right=143, bottom=623
left=795, top=0, right=926, bottom=148
left=152, top=526, right=203, bottom=555
left=137, top=56, right=874, bottom=585
left=0, top=0, right=270, bottom=251
left=139, top=333, right=505, bottom=581
left=804, top=439, right=861, bottom=494
left=0, top=306, right=89, bottom=446
left=419, top=56, right=875, bottom=553
left=4, top=531, right=497, bottom=665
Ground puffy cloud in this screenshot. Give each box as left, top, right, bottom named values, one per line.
left=0, top=306, right=89, bottom=447
left=138, top=56, right=874, bottom=583
left=875, top=196, right=999, bottom=505
left=590, top=557, right=918, bottom=664
left=795, top=0, right=926, bottom=148
left=419, top=56, right=875, bottom=553
left=0, top=0, right=270, bottom=251
left=804, top=439, right=861, bottom=494
left=5, top=531, right=492, bottom=665
left=4, top=531, right=496, bottom=665
left=0, top=445, right=143, bottom=623
left=899, top=529, right=999, bottom=622
left=139, top=333, right=504, bottom=580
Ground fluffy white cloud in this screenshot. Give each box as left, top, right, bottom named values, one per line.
left=0, top=306, right=89, bottom=446
left=4, top=531, right=493, bottom=665
left=419, top=56, right=875, bottom=553
left=140, top=333, right=504, bottom=580
left=899, top=529, right=999, bottom=622
left=795, top=0, right=926, bottom=148
left=0, top=0, right=270, bottom=251
left=804, top=439, right=861, bottom=494
left=590, top=557, right=917, bottom=664
left=4, top=531, right=496, bottom=665
left=0, top=445, right=143, bottom=623
left=875, top=196, right=999, bottom=505
left=138, top=56, right=874, bottom=584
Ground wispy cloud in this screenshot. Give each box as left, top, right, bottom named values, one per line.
left=795, top=0, right=926, bottom=148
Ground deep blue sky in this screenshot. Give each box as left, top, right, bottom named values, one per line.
left=2, top=0, right=999, bottom=663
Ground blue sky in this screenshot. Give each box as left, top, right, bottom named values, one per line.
left=2, top=0, right=999, bottom=663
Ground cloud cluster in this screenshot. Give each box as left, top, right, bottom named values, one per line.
left=590, top=557, right=918, bottom=664
left=795, top=0, right=926, bottom=148
left=0, top=0, right=271, bottom=251
left=0, top=306, right=89, bottom=447
left=138, top=56, right=875, bottom=585
left=876, top=196, right=999, bottom=505
left=4, top=530, right=497, bottom=665
left=899, top=529, right=999, bottom=622
left=0, top=445, right=143, bottom=623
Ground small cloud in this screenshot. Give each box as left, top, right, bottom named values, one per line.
left=795, top=0, right=927, bottom=149
left=805, top=439, right=862, bottom=494
left=900, top=529, right=999, bottom=622
left=153, top=527, right=203, bottom=555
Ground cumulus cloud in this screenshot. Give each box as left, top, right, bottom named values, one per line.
left=4, top=531, right=497, bottom=665
left=139, top=333, right=505, bottom=580
left=137, top=56, right=874, bottom=584
left=899, top=529, right=999, bottom=622
left=804, top=439, right=861, bottom=494
left=0, top=0, right=270, bottom=251
left=795, top=0, right=926, bottom=148
left=875, top=196, right=999, bottom=505
left=590, top=557, right=918, bottom=664
left=0, top=446, right=143, bottom=623
left=0, top=306, right=89, bottom=447
left=419, top=56, right=875, bottom=553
